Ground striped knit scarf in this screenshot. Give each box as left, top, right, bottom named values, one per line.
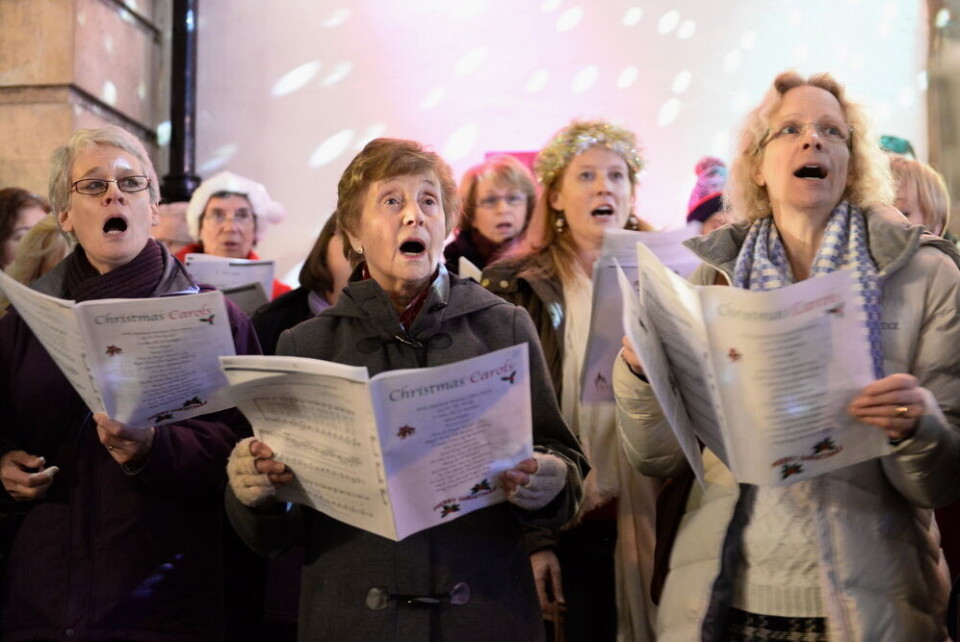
left=731, top=202, right=884, bottom=379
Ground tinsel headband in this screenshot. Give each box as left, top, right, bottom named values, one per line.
left=534, top=120, right=645, bottom=187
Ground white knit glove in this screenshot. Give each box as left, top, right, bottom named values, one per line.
left=507, top=452, right=568, bottom=511
left=227, top=437, right=277, bottom=508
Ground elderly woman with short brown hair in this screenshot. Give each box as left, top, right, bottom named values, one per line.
left=225, top=137, right=587, bottom=642
left=615, top=71, right=960, bottom=641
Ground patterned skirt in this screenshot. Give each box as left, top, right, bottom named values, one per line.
left=723, top=607, right=828, bottom=641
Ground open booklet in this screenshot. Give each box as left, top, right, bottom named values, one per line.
left=580, top=226, right=700, bottom=403
left=219, top=343, right=533, bottom=541
left=184, top=253, right=274, bottom=303
left=617, top=242, right=889, bottom=487
left=0, top=269, right=237, bottom=429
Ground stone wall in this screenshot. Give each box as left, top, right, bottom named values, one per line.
left=0, top=0, right=168, bottom=199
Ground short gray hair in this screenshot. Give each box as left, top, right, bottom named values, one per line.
left=48, top=126, right=160, bottom=216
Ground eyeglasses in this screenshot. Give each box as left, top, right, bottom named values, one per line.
left=204, top=209, right=255, bottom=225
left=71, top=175, right=151, bottom=196
left=476, top=193, right=526, bottom=209
left=759, top=121, right=853, bottom=149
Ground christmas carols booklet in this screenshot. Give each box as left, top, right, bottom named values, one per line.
left=617, top=242, right=890, bottom=487
left=219, top=343, right=533, bottom=541
left=580, top=227, right=701, bottom=403
left=0, top=269, right=236, bottom=428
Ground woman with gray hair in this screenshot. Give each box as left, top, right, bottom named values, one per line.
left=0, top=125, right=260, bottom=640
left=615, top=71, right=960, bottom=640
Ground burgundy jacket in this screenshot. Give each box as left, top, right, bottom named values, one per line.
left=0, top=241, right=260, bottom=641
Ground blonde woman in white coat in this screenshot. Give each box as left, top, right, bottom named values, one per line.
left=614, top=71, right=960, bottom=641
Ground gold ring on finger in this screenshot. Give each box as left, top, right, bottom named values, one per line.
left=896, top=406, right=909, bottom=419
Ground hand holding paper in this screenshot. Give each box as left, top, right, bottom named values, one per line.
left=848, top=373, right=924, bottom=441
left=227, top=437, right=294, bottom=508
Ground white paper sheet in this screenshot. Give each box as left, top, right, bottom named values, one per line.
left=220, top=344, right=534, bottom=540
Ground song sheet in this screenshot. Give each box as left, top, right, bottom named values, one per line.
left=620, top=242, right=889, bottom=487
left=0, top=270, right=236, bottom=428
left=580, top=226, right=699, bottom=403
left=220, top=344, right=534, bottom=540
left=184, top=253, right=275, bottom=298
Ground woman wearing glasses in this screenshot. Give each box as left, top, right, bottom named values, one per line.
left=0, top=126, right=260, bottom=640
left=176, top=170, right=291, bottom=299
left=615, top=71, right=960, bottom=640
left=444, top=155, right=536, bottom=275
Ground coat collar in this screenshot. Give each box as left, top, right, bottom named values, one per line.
left=326, top=263, right=504, bottom=341
left=682, top=203, right=960, bottom=281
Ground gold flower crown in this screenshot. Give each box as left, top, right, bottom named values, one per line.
left=534, top=120, right=645, bottom=187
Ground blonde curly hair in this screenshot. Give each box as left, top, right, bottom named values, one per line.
left=725, top=71, right=894, bottom=221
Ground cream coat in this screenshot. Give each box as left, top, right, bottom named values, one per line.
left=614, top=206, right=960, bottom=642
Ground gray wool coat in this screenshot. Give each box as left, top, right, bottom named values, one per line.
left=226, top=267, right=587, bottom=642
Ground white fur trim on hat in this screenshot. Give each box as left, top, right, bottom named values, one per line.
left=186, top=171, right=286, bottom=243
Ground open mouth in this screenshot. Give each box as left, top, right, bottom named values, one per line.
left=400, top=239, right=426, bottom=255
left=103, top=217, right=128, bottom=235
left=591, top=205, right=614, bottom=217
left=794, top=165, right=827, bottom=179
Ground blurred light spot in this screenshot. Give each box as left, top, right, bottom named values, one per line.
left=623, top=7, right=643, bottom=26
left=442, top=124, right=479, bottom=162
left=104, top=34, right=114, bottom=54
left=119, top=6, right=137, bottom=26
left=199, top=144, right=238, bottom=174
left=677, top=20, right=695, bottom=39
left=156, top=121, right=172, bottom=147
left=723, top=50, right=743, bottom=72
left=355, top=123, right=387, bottom=150
left=455, top=47, right=488, bottom=76
left=658, top=98, right=680, bottom=127
left=849, top=0, right=862, bottom=5
left=873, top=101, right=892, bottom=122
left=321, top=61, right=353, bottom=87
left=309, top=130, right=354, bottom=168
left=878, top=22, right=892, bottom=37
left=323, top=8, right=350, bottom=27
left=137, top=81, right=146, bottom=101
left=541, top=0, right=562, bottom=12
left=421, top=87, right=445, bottom=110
left=740, top=31, right=757, bottom=49
left=102, top=81, right=117, bottom=106
left=617, top=66, right=638, bottom=89
left=788, top=8, right=802, bottom=27
left=897, top=87, right=915, bottom=108
left=882, top=1, right=897, bottom=20
left=672, top=70, right=691, bottom=94
left=272, top=62, right=322, bottom=97
left=836, top=45, right=850, bottom=65
left=77, top=10, right=85, bottom=25
left=918, top=70, right=928, bottom=91
left=526, top=69, right=550, bottom=92
left=732, top=89, right=751, bottom=112
left=712, top=130, right=731, bottom=159
left=935, top=8, right=951, bottom=28
left=657, top=10, right=680, bottom=35
left=791, top=44, right=808, bottom=64
left=556, top=7, right=583, bottom=32
left=451, top=0, right=490, bottom=19
left=571, top=66, right=599, bottom=93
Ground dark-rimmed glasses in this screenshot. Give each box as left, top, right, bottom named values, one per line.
left=71, top=176, right=151, bottom=196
